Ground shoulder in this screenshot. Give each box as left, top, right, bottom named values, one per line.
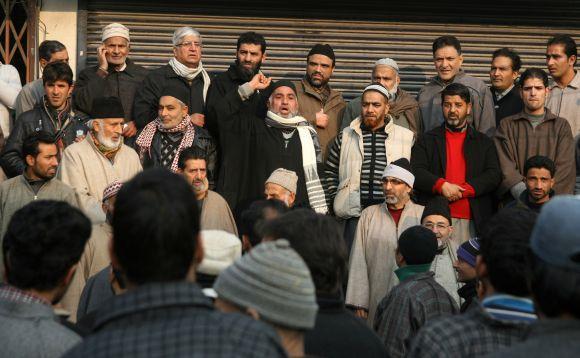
left=18, top=106, right=43, bottom=122
left=360, top=203, right=385, bottom=218
left=416, top=309, right=478, bottom=341
left=207, top=190, right=228, bottom=204
left=63, top=139, right=88, bottom=157
left=211, top=311, right=284, bottom=353
left=49, top=178, right=76, bottom=193
left=119, top=144, right=140, bottom=159
left=126, top=61, right=149, bottom=76
left=458, top=74, right=489, bottom=93
left=0, top=176, right=21, bottom=191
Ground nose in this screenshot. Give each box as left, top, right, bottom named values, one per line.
left=51, top=157, right=59, bottom=167
left=442, top=59, right=449, bottom=68
left=493, top=68, right=501, bottom=76
left=243, top=53, right=251, bottom=62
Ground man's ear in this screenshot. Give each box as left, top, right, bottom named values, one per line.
left=62, top=264, right=78, bottom=288
left=25, top=154, right=35, bottom=167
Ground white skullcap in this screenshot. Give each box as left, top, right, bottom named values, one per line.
left=102, top=23, right=130, bottom=42
left=374, top=58, right=399, bottom=73
left=382, top=158, right=415, bottom=187
left=363, top=84, right=393, bottom=101
left=197, top=230, right=241, bottom=276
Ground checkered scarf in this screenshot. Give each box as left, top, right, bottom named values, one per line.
left=136, top=115, right=195, bottom=172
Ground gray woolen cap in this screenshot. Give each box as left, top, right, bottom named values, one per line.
left=213, top=239, right=318, bottom=330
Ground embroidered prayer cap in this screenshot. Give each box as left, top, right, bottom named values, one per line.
left=160, top=85, right=190, bottom=106
left=102, top=180, right=123, bottom=202
left=382, top=158, right=415, bottom=188
left=457, top=237, right=481, bottom=267
left=530, top=196, right=580, bottom=272
left=307, top=44, right=335, bottom=65
left=265, top=168, right=298, bottom=195
left=398, top=226, right=438, bottom=265
left=213, top=239, right=318, bottom=330
left=102, top=23, right=130, bottom=42
left=198, top=230, right=241, bottom=276
left=90, top=96, right=125, bottom=119
left=374, top=58, right=400, bottom=74
left=363, top=83, right=393, bottom=101
left=421, top=196, right=452, bottom=225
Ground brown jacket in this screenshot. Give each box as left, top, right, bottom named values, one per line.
left=494, top=109, right=575, bottom=195
left=293, top=79, right=346, bottom=159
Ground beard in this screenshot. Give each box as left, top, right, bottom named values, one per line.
left=236, top=59, right=262, bottom=78
left=96, top=129, right=121, bottom=150
left=192, top=177, right=209, bottom=195
left=385, top=191, right=409, bottom=206
left=32, top=165, right=57, bottom=180
left=307, top=73, right=328, bottom=88
left=445, top=117, right=467, bottom=129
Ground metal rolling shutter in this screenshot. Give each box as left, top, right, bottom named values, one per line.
left=84, top=2, right=580, bottom=99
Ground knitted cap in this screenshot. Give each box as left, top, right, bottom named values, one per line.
left=382, top=158, right=415, bottom=187
left=198, top=230, right=241, bottom=276
left=421, top=196, right=452, bottom=225
left=398, top=226, right=438, bottom=265
left=307, top=44, right=335, bottom=64
left=213, top=239, right=318, bottom=330
left=530, top=196, right=580, bottom=272
left=265, top=168, right=298, bottom=194
left=374, top=58, right=399, bottom=73
left=102, top=180, right=123, bottom=202
left=90, top=96, right=125, bottom=119
left=363, top=83, right=392, bottom=101
left=160, top=85, right=190, bottom=106
left=268, top=79, right=297, bottom=97
left=457, top=237, right=481, bottom=267
left=102, top=23, right=130, bottom=42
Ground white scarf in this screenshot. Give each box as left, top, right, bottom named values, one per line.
left=168, top=57, right=211, bottom=101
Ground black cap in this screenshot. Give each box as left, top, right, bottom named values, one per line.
left=266, top=79, right=297, bottom=98
left=391, top=158, right=412, bottom=173
left=160, top=85, right=190, bottom=106
left=398, top=226, right=438, bottom=265
left=90, top=96, right=125, bottom=119
left=421, top=196, right=452, bottom=225
left=307, top=44, right=335, bottom=65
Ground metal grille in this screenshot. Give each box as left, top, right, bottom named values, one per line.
left=85, top=4, right=580, bottom=99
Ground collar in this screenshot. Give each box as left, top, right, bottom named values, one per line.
left=300, top=77, right=334, bottom=100
left=481, top=293, right=537, bottom=323
left=549, top=70, right=580, bottom=90
left=315, top=291, right=345, bottom=310
left=0, top=285, right=51, bottom=306
left=394, top=263, right=432, bottom=282
left=434, top=68, right=465, bottom=86
left=351, top=114, right=395, bottom=135
left=445, top=123, right=468, bottom=133
left=494, top=84, right=515, bottom=100
left=521, top=189, right=554, bottom=207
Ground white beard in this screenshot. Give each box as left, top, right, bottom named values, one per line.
left=96, top=130, right=121, bottom=150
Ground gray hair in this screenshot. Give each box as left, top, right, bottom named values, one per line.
left=172, top=27, right=202, bottom=46
left=87, top=118, right=104, bottom=131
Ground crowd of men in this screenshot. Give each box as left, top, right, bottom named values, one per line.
left=0, top=21, right=579, bottom=357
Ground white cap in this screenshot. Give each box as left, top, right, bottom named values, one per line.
left=197, top=230, right=241, bottom=276
left=102, top=23, right=130, bottom=42
left=374, top=58, right=399, bottom=73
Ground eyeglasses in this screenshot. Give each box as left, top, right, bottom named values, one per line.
left=382, top=178, right=405, bottom=185
left=176, top=41, right=201, bottom=49
left=424, top=222, right=450, bottom=230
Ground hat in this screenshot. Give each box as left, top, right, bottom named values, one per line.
left=102, top=180, right=123, bottom=202
left=398, top=226, right=438, bottom=265
left=374, top=58, right=399, bottom=73
left=90, top=96, right=125, bottom=119
left=530, top=196, right=580, bottom=272
left=213, top=239, right=318, bottom=330
left=457, top=237, right=481, bottom=267
left=267, top=79, right=297, bottom=98
left=197, top=230, right=241, bottom=276
left=421, top=196, right=452, bottom=225
left=265, top=168, right=298, bottom=194
left=102, top=23, right=130, bottom=42
left=382, top=158, right=415, bottom=187
left=160, top=85, right=190, bottom=106
left=363, top=83, right=392, bottom=101
left=307, top=44, right=335, bottom=64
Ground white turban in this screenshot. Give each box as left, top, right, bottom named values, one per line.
left=102, top=23, right=130, bottom=42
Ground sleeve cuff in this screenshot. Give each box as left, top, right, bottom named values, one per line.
left=461, top=183, right=476, bottom=198
left=433, top=178, right=446, bottom=194
left=238, top=82, right=255, bottom=101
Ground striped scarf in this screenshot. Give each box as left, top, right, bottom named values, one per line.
left=136, top=115, right=195, bottom=172
left=265, top=111, right=328, bottom=214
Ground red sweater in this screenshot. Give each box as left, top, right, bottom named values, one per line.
left=432, top=129, right=475, bottom=219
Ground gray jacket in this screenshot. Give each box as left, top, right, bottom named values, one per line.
left=14, top=78, right=44, bottom=119
left=0, top=297, right=81, bottom=357
left=417, top=70, right=496, bottom=136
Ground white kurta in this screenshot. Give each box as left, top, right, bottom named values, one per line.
left=345, top=201, right=424, bottom=325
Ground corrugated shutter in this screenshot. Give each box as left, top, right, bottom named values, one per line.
left=84, top=2, right=580, bottom=99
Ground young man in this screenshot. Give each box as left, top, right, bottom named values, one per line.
left=495, top=68, right=574, bottom=199
left=490, top=47, right=523, bottom=124
left=374, top=225, right=458, bottom=358
left=454, top=237, right=480, bottom=312
left=509, top=155, right=556, bottom=213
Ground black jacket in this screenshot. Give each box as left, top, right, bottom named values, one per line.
left=132, top=64, right=207, bottom=129
left=492, top=86, right=523, bottom=126
left=73, top=59, right=148, bottom=122
left=411, top=125, right=501, bottom=233
left=0, top=101, right=89, bottom=178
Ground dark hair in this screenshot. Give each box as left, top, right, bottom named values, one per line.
left=38, top=40, right=66, bottom=61
left=236, top=31, right=267, bottom=54
left=519, top=68, right=549, bottom=88
left=524, top=155, right=555, bottom=178
left=531, top=255, right=580, bottom=319
left=42, top=61, right=73, bottom=86
left=492, top=47, right=522, bottom=72
left=441, top=82, right=471, bottom=104
left=547, top=34, right=577, bottom=65
left=479, top=207, right=537, bottom=296
left=177, top=147, right=207, bottom=170
left=112, top=168, right=200, bottom=285
left=261, top=209, right=347, bottom=294
left=22, top=131, right=56, bottom=161
left=432, top=35, right=462, bottom=55
left=3, top=200, right=91, bottom=291
left=240, top=199, right=288, bottom=248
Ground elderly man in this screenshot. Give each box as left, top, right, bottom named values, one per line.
left=412, top=83, right=501, bottom=247
left=14, top=40, right=69, bottom=118
left=345, top=158, right=424, bottom=325
left=177, top=147, right=236, bottom=235
left=133, top=26, right=210, bottom=129
left=341, top=58, right=421, bottom=133
left=1, top=62, right=88, bottom=178
left=135, top=86, right=216, bottom=179
left=0, top=131, right=77, bottom=277
left=73, top=23, right=148, bottom=140
left=58, top=96, right=142, bottom=222
left=214, top=74, right=327, bottom=214
left=418, top=35, right=495, bottom=135
left=293, top=44, right=346, bottom=159
left=264, top=168, right=297, bottom=208
left=490, top=48, right=523, bottom=124
left=495, top=68, right=574, bottom=199
left=326, top=83, right=414, bottom=250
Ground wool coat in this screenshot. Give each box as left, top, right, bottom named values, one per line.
left=200, top=190, right=238, bottom=235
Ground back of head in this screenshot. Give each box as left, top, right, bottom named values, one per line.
left=237, top=31, right=266, bottom=53
left=112, top=168, right=200, bottom=285
left=42, top=61, right=73, bottom=86
left=240, top=199, right=288, bottom=247
left=261, top=209, right=347, bottom=294
left=38, top=40, right=66, bottom=61
left=432, top=35, right=462, bottom=55
left=479, top=207, right=537, bottom=296
left=3, top=200, right=91, bottom=291
left=397, top=226, right=438, bottom=265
